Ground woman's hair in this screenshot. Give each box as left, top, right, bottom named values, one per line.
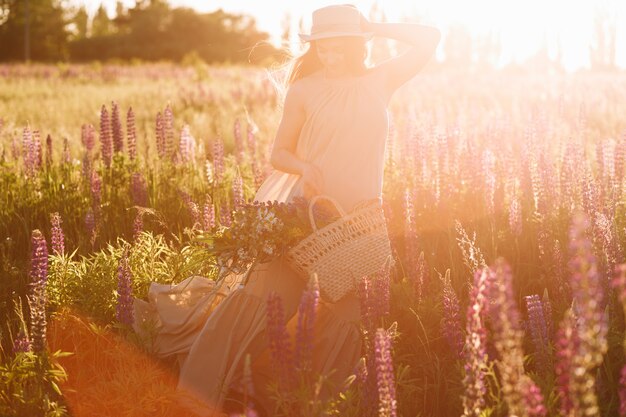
left=267, top=37, right=369, bottom=105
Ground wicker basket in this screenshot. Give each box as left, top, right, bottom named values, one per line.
left=285, top=194, right=393, bottom=302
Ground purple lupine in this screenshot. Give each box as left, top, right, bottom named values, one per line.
left=179, top=124, right=196, bottom=164
left=564, top=211, right=607, bottom=416
left=99, top=105, right=112, bottom=167
left=520, top=378, right=548, bottom=417
left=164, top=104, right=175, bottom=160
left=156, top=111, right=165, bottom=159
left=234, top=118, right=244, bottom=164
left=294, top=273, right=319, bottom=374
left=555, top=308, right=579, bottom=415
left=232, top=171, right=245, bottom=212
left=203, top=195, right=215, bottom=231
left=32, top=130, right=42, bottom=171
left=50, top=212, right=65, bottom=256
left=205, top=159, right=214, bottom=184
left=612, top=264, right=626, bottom=416
left=525, top=294, right=551, bottom=371
left=265, top=291, right=295, bottom=391
left=28, top=229, right=48, bottom=353
left=130, top=172, right=148, bottom=207
left=213, top=137, right=225, bottom=183
left=85, top=208, right=96, bottom=242
left=116, top=247, right=134, bottom=326
left=375, top=328, right=397, bottom=417
left=90, top=171, right=102, bottom=216
left=62, top=137, right=71, bottom=164
left=581, top=166, right=598, bottom=217
left=133, top=212, right=144, bottom=242
left=111, top=101, right=123, bottom=153
left=45, top=134, right=52, bottom=168
left=220, top=200, right=232, bottom=228
left=461, top=267, right=489, bottom=417
left=441, top=270, right=464, bottom=357
left=81, top=123, right=96, bottom=153
left=127, top=107, right=136, bottom=160
left=12, top=331, right=32, bottom=354
left=508, top=197, right=522, bottom=237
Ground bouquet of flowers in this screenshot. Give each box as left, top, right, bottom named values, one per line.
left=195, top=196, right=341, bottom=276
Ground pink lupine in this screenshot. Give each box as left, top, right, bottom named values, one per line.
left=164, top=104, right=175, bottom=160
left=266, top=291, right=295, bottom=391
left=441, top=270, right=464, bottom=357
left=111, top=100, right=123, bottom=153
left=294, top=274, right=319, bottom=374
left=234, top=118, right=244, bottom=163
left=156, top=111, right=165, bottom=159
left=81, top=123, right=96, bottom=153
left=203, top=194, right=215, bottom=231
left=12, top=331, right=32, bottom=354
left=461, top=267, right=489, bottom=417
left=45, top=134, right=52, bottom=168
left=555, top=307, right=579, bottom=415
left=232, top=172, right=245, bottom=212
left=50, top=212, right=65, bottom=255
left=375, top=328, right=397, bottom=417
left=116, top=247, right=134, bottom=326
left=213, top=137, right=225, bottom=183
left=28, top=229, right=48, bottom=353
left=127, top=107, right=136, bottom=160
left=130, top=172, right=148, bottom=207
left=179, top=124, right=196, bottom=163
left=99, top=105, right=112, bottom=167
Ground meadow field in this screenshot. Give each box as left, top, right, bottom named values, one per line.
left=1, top=62, right=626, bottom=417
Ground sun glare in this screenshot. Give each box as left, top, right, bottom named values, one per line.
left=92, top=0, right=625, bottom=69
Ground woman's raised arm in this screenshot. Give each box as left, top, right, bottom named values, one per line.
left=363, top=14, right=441, bottom=95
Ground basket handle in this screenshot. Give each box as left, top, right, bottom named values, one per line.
left=308, top=194, right=347, bottom=232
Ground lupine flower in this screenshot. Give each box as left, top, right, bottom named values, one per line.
left=508, top=197, right=522, bottom=237
left=232, top=172, right=245, bottom=212
left=294, top=273, right=319, bottom=374
left=81, top=123, right=96, bottom=153
left=156, top=111, right=165, bottom=159
left=440, top=269, right=464, bottom=357
left=179, top=124, right=196, bottom=163
left=525, top=294, right=551, bottom=371
left=461, top=267, right=489, bottom=417
left=22, top=126, right=34, bottom=176
left=32, top=129, right=42, bottom=171
left=45, top=134, right=52, bottom=168
left=91, top=171, right=102, bottom=216
left=62, top=137, right=71, bottom=164
left=266, top=291, right=295, bottom=391
left=111, top=100, right=123, bottom=153
left=220, top=200, right=232, bottom=227
left=213, top=137, right=225, bottom=183
left=50, top=212, right=65, bottom=255
left=127, top=107, right=136, bottom=160
left=234, top=118, right=244, bottom=163
left=562, top=211, right=607, bottom=416
left=130, top=172, right=148, bottom=207
left=203, top=195, right=215, bottom=231
left=28, top=229, right=48, bottom=353
left=375, top=328, right=397, bottom=417
left=116, top=247, right=134, bottom=326
left=164, top=104, right=175, bottom=160
left=12, top=331, right=32, bottom=354
left=99, top=104, right=112, bottom=167
left=488, top=258, right=546, bottom=417
left=205, top=159, right=214, bottom=184
left=555, top=307, right=579, bottom=415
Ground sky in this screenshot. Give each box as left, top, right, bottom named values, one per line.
left=77, top=0, right=626, bottom=71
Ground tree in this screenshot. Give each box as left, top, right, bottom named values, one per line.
left=0, top=0, right=69, bottom=61
left=91, top=3, right=112, bottom=37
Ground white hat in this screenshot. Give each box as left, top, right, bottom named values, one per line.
left=298, top=5, right=374, bottom=42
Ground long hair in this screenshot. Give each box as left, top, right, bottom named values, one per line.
left=267, top=37, right=369, bottom=106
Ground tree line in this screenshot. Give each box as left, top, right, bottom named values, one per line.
left=0, top=0, right=282, bottom=63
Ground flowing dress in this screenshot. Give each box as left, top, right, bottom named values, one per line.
left=132, top=68, right=390, bottom=416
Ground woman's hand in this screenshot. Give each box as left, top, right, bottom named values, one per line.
left=301, top=162, right=325, bottom=198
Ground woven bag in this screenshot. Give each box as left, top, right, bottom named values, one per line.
left=285, top=194, right=393, bottom=303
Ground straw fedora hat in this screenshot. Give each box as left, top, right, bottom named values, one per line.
left=299, top=5, right=374, bottom=42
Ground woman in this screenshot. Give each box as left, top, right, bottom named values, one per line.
left=139, top=4, right=440, bottom=416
